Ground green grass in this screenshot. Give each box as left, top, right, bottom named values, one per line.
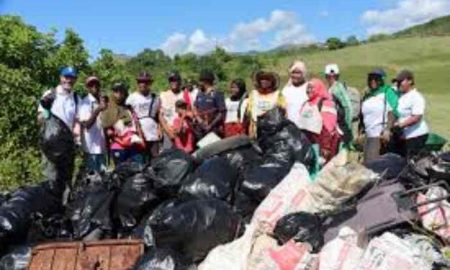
left=260, top=36, right=450, bottom=140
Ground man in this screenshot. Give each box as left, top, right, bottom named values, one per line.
left=126, top=72, right=161, bottom=161
left=282, top=60, right=308, bottom=128
left=324, top=63, right=354, bottom=146
left=79, top=76, right=107, bottom=173
left=193, top=70, right=226, bottom=138
left=38, top=66, right=82, bottom=132
left=183, top=78, right=199, bottom=107
left=38, top=66, right=82, bottom=191
left=160, top=71, right=187, bottom=148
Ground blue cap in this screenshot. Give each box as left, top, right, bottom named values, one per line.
left=368, top=68, right=386, bottom=78
left=60, top=66, right=78, bottom=77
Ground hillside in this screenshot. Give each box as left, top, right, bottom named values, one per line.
left=394, top=14, right=450, bottom=37
left=259, top=36, right=450, bottom=140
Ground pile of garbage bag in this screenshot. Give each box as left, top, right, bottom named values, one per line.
left=1, top=110, right=450, bottom=270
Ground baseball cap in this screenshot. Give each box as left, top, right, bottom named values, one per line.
left=325, top=64, right=340, bottom=75
left=60, top=67, right=77, bottom=78
left=395, top=70, right=414, bottom=82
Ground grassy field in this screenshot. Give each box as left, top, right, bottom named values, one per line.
left=262, top=36, right=450, bottom=140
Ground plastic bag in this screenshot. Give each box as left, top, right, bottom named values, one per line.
left=199, top=224, right=256, bottom=270
left=133, top=248, right=191, bottom=270
left=251, top=163, right=311, bottom=232
left=273, top=212, right=324, bottom=252
left=0, top=181, right=63, bottom=245
left=27, top=213, right=72, bottom=242
left=115, top=172, right=160, bottom=231
left=179, top=157, right=238, bottom=202
left=364, top=153, right=406, bottom=179
left=357, top=232, right=432, bottom=270
left=0, top=245, right=31, bottom=270
left=246, top=234, right=318, bottom=270
left=417, top=186, right=450, bottom=241
left=68, top=183, right=115, bottom=239
left=39, top=115, right=76, bottom=190
left=319, top=227, right=364, bottom=270
left=145, top=199, right=241, bottom=263
left=150, top=149, right=196, bottom=198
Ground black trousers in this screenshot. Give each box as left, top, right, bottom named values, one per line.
left=405, top=134, right=428, bottom=159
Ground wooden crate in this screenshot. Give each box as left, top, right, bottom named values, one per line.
left=28, top=239, right=144, bottom=270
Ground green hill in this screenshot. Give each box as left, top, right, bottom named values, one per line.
left=257, top=36, right=450, bottom=140
left=394, top=15, right=450, bottom=37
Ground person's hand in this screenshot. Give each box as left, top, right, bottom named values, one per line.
left=98, top=97, right=108, bottom=111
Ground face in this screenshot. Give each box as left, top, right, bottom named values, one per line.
left=176, top=107, right=186, bottom=115
left=368, top=76, right=379, bottom=90
left=290, top=69, right=305, bottom=86
left=326, top=74, right=336, bottom=84
left=230, top=83, right=240, bottom=97
left=198, top=81, right=207, bottom=91
left=398, top=79, right=411, bottom=93
left=87, top=82, right=100, bottom=96
left=138, top=81, right=151, bottom=94
left=60, top=75, right=77, bottom=90
left=113, top=91, right=125, bottom=103
left=259, top=79, right=272, bottom=92
left=169, top=79, right=181, bottom=91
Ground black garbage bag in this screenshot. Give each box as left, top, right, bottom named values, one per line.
left=221, top=146, right=262, bottom=173
left=0, top=181, right=63, bottom=246
left=145, top=199, right=241, bottom=263
left=133, top=248, right=191, bottom=270
left=240, top=153, right=293, bottom=203
left=39, top=115, right=76, bottom=190
left=0, top=245, right=31, bottom=270
left=150, top=149, right=196, bottom=198
left=232, top=191, right=259, bottom=224
left=68, top=182, right=116, bottom=239
left=179, top=157, right=238, bottom=202
left=109, top=162, right=145, bottom=185
left=27, top=213, right=72, bottom=243
left=364, top=153, right=407, bottom=179
left=273, top=212, right=324, bottom=252
left=115, top=172, right=160, bottom=231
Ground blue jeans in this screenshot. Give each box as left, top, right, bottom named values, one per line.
left=111, top=149, right=144, bottom=166
left=85, top=154, right=107, bottom=173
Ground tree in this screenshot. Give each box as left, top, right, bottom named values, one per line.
left=326, top=37, right=346, bottom=50
left=91, top=49, right=132, bottom=90
left=346, top=35, right=360, bottom=46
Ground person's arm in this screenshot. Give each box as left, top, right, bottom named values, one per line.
left=159, top=109, right=175, bottom=139
left=206, top=92, right=226, bottom=131
left=396, top=115, right=422, bottom=129
left=337, top=84, right=353, bottom=127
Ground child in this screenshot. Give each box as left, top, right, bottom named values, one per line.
left=172, top=100, right=195, bottom=153
left=224, top=78, right=248, bottom=137
left=102, top=83, right=145, bottom=165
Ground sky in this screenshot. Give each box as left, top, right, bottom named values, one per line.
left=1, top=0, right=449, bottom=59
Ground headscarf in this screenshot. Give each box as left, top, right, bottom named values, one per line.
left=307, top=78, right=337, bottom=132
left=101, top=93, right=132, bottom=128
left=286, top=60, right=308, bottom=87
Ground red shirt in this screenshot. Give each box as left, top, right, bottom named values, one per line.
left=173, top=117, right=195, bottom=153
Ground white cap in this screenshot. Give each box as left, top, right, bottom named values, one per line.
left=325, top=64, right=340, bottom=75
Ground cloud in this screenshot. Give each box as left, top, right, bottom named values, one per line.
left=159, top=9, right=315, bottom=56
left=160, top=32, right=187, bottom=57
left=319, top=10, right=329, bottom=17
left=361, top=0, right=450, bottom=35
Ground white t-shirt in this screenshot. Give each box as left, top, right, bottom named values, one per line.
left=160, top=90, right=185, bottom=126
left=126, top=92, right=160, bottom=142
left=188, top=88, right=199, bottom=105
left=361, top=93, right=392, bottom=138
left=398, top=89, right=429, bottom=139
left=282, top=83, right=308, bottom=127
left=79, top=94, right=106, bottom=154
left=38, top=85, right=81, bottom=131
left=225, top=98, right=248, bottom=123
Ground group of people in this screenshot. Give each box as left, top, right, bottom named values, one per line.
left=37, top=61, right=430, bottom=174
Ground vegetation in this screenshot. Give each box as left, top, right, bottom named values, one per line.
left=1, top=14, right=449, bottom=189
left=394, top=15, right=450, bottom=37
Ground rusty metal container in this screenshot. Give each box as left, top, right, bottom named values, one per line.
left=28, top=239, right=144, bottom=270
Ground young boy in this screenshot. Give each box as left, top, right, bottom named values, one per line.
left=172, top=100, right=195, bottom=154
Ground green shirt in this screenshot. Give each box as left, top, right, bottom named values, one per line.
left=329, top=81, right=353, bottom=131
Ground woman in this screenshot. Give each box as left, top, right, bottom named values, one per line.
left=360, top=69, right=399, bottom=163
left=394, top=70, right=429, bottom=158
left=224, top=78, right=248, bottom=137
left=101, top=83, right=145, bottom=166
left=246, top=71, right=286, bottom=138
left=298, top=78, right=341, bottom=163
